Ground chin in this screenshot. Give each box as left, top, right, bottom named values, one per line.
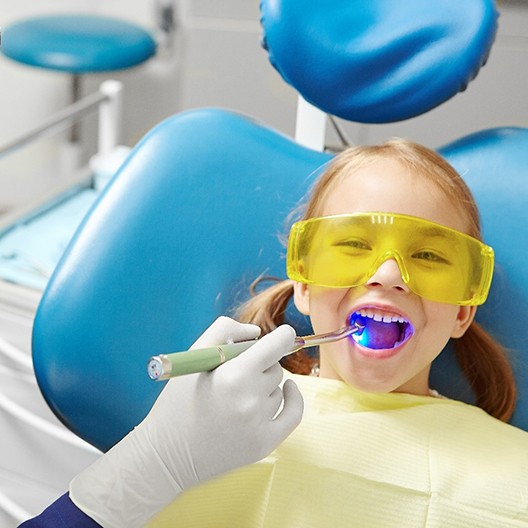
left=338, top=372, right=400, bottom=394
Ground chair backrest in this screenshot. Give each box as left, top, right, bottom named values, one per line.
left=33, top=0, right=528, bottom=452
left=436, top=127, right=528, bottom=428
left=32, top=109, right=331, bottom=451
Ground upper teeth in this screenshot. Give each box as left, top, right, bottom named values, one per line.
left=356, top=308, right=407, bottom=324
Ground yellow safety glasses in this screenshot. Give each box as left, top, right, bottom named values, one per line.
left=286, top=212, right=494, bottom=305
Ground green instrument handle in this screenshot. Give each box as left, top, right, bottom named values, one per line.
left=147, top=340, right=256, bottom=380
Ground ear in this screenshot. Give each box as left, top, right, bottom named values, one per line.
left=451, top=305, right=477, bottom=338
left=293, top=281, right=311, bottom=316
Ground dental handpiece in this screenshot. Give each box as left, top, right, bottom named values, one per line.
left=147, top=321, right=365, bottom=381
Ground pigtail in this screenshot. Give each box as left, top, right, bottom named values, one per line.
left=235, top=277, right=317, bottom=374
left=454, top=321, right=517, bottom=422
left=236, top=277, right=293, bottom=333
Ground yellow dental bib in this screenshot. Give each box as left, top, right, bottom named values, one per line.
left=148, top=373, right=528, bottom=527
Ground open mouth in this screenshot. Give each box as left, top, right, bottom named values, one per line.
left=349, top=309, right=414, bottom=350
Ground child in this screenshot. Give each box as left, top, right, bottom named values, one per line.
left=238, top=138, right=516, bottom=421
left=145, top=139, right=528, bottom=527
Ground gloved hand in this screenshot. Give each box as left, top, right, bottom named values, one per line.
left=70, top=317, right=304, bottom=527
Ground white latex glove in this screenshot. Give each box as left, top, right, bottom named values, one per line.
left=70, top=317, right=304, bottom=527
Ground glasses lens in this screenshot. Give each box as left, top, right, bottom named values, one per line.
left=286, top=213, right=493, bottom=305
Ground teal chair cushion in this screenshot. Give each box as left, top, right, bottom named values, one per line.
left=32, top=108, right=330, bottom=451
left=2, top=14, right=156, bottom=73
left=432, top=128, right=528, bottom=429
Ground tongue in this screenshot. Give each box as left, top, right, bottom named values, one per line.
left=362, top=319, right=401, bottom=350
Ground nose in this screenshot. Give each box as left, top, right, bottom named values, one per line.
left=366, top=258, right=410, bottom=293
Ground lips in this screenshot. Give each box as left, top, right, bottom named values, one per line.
left=349, top=308, right=414, bottom=351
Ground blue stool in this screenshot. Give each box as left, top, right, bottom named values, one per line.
left=1, top=14, right=157, bottom=140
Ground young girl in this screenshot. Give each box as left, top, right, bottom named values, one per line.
left=239, top=138, right=516, bottom=420
left=144, top=139, right=528, bottom=527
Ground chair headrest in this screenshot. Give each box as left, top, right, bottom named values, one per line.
left=260, top=0, right=498, bottom=123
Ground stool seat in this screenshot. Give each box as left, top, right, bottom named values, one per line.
left=2, top=14, right=157, bottom=73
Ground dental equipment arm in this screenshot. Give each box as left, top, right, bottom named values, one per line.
left=69, top=317, right=304, bottom=528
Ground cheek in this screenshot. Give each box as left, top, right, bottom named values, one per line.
left=423, top=303, right=462, bottom=342
left=307, top=287, right=350, bottom=332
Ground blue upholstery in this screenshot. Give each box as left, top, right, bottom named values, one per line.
left=435, top=128, right=528, bottom=429
left=261, top=0, right=497, bottom=123
left=32, top=109, right=331, bottom=451
left=2, top=15, right=156, bottom=73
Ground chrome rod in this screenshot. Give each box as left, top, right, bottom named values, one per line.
left=0, top=90, right=108, bottom=158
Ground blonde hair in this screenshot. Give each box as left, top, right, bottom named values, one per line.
left=236, top=139, right=516, bottom=422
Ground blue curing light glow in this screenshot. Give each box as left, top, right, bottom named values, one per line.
left=348, top=312, right=414, bottom=350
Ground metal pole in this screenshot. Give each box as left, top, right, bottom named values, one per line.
left=0, top=90, right=108, bottom=159
left=294, top=95, right=327, bottom=152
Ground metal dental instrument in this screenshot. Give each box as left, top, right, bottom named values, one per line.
left=147, top=321, right=365, bottom=380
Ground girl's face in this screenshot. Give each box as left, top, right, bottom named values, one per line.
left=293, top=158, right=476, bottom=395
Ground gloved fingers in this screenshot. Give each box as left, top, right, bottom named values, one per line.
left=203, top=360, right=283, bottom=418
left=235, top=324, right=296, bottom=373
left=268, top=385, right=286, bottom=418
left=263, top=362, right=285, bottom=396
left=270, top=379, right=303, bottom=432
left=190, top=316, right=261, bottom=350
left=254, top=379, right=303, bottom=459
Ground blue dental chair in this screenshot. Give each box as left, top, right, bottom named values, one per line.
left=31, top=0, right=528, bottom=453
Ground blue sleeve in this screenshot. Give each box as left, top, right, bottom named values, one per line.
left=18, top=493, right=102, bottom=528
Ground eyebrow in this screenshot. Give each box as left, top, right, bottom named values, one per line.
left=418, top=225, right=458, bottom=240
